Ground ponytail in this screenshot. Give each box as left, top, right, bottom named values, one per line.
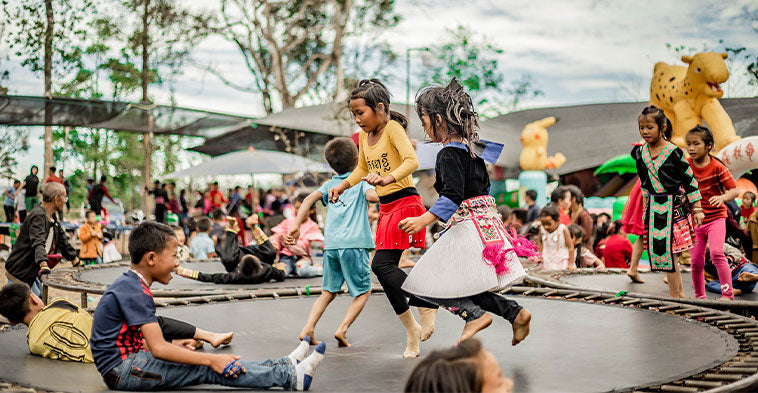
left=389, top=110, right=408, bottom=129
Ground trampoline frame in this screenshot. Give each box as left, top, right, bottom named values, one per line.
left=527, top=268, right=758, bottom=316
left=7, top=282, right=758, bottom=392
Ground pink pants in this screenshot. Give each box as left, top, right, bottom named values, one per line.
left=691, top=218, right=733, bottom=299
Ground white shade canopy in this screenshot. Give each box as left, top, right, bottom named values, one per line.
left=165, top=148, right=329, bottom=178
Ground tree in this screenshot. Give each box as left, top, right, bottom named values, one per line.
left=210, top=0, right=400, bottom=113
left=419, top=25, right=543, bottom=117
left=0, top=128, right=31, bottom=181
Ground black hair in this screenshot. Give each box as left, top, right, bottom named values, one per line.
left=128, top=221, right=176, bottom=264
left=415, top=78, right=480, bottom=157
left=404, top=338, right=483, bottom=393
left=550, top=186, right=569, bottom=204
left=196, top=216, right=211, bottom=232
left=211, top=208, right=225, bottom=221
left=13, top=179, right=20, bottom=185
left=100, top=175, right=107, bottom=182
left=324, top=137, right=358, bottom=174
left=539, top=204, right=561, bottom=222
left=0, top=283, right=32, bottom=324
left=565, top=185, right=583, bottom=206
left=568, top=224, right=584, bottom=268
left=497, top=205, right=511, bottom=222
left=295, top=193, right=318, bottom=222
left=239, top=255, right=262, bottom=277
left=686, top=125, right=715, bottom=154
left=49, top=166, right=56, bottom=172
left=87, top=178, right=94, bottom=184
left=85, top=209, right=96, bottom=218
left=593, top=221, right=610, bottom=250
left=640, top=105, right=673, bottom=141
left=525, top=189, right=537, bottom=202
left=607, top=220, right=623, bottom=236
left=511, top=208, right=528, bottom=224
left=348, top=79, right=408, bottom=129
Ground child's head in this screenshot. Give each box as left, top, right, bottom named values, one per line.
left=171, top=225, right=186, bottom=246
left=324, top=137, right=358, bottom=175
left=211, top=208, right=225, bottom=222
left=607, top=220, right=623, bottom=236
left=550, top=186, right=571, bottom=212
left=525, top=189, right=537, bottom=204
left=238, top=255, right=262, bottom=278
left=565, top=185, right=583, bottom=208
left=568, top=224, right=584, bottom=245
left=497, top=205, right=512, bottom=224
left=685, top=125, right=715, bottom=159
left=128, top=222, right=178, bottom=285
left=511, top=208, right=528, bottom=225
left=743, top=192, right=756, bottom=207
left=638, top=105, right=672, bottom=144
left=404, top=338, right=512, bottom=393
left=196, top=217, right=212, bottom=233
left=12, top=179, right=20, bottom=188
left=415, top=78, right=480, bottom=147
left=85, top=209, right=97, bottom=224
left=595, top=212, right=611, bottom=227
left=295, top=193, right=317, bottom=222
left=0, top=283, right=43, bottom=325
left=539, top=204, right=561, bottom=231
left=348, top=79, right=408, bottom=133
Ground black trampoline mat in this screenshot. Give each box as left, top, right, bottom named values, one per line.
left=560, top=271, right=758, bottom=302
left=0, top=295, right=737, bottom=393
left=77, top=262, right=331, bottom=290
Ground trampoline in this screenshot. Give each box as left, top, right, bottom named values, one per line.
left=2, top=289, right=758, bottom=393
left=528, top=269, right=758, bottom=315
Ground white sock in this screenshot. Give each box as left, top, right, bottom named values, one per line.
left=296, top=342, right=326, bottom=391
left=288, top=336, right=310, bottom=364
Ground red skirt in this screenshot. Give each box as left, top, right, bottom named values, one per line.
left=376, top=195, right=426, bottom=250
left=621, top=179, right=644, bottom=236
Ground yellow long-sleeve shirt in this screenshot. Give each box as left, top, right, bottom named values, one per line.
left=346, top=120, right=419, bottom=196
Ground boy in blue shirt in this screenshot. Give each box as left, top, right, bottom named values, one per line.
left=190, top=217, right=216, bottom=259
left=90, top=221, right=325, bottom=391
left=287, top=138, right=379, bottom=347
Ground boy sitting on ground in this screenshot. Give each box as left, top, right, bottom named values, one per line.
left=189, top=217, right=216, bottom=259
left=90, top=221, right=325, bottom=391
left=0, top=282, right=234, bottom=363
left=286, top=137, right=379, bottom=347
left=705, top=243, right=758, bottom=296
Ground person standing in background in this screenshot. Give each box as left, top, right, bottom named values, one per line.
left=44, top=166, right=63, bottom=185
left=59, top=170, right=72, bottom=213
left=20, top=165, right=40, bottom=212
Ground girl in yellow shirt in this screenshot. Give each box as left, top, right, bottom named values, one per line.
left=329, top=79, right=438, bottom=359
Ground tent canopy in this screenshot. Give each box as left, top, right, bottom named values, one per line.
left=0, top=94, right=254, bottom=138
left=164, top=148, right=329, bottom=178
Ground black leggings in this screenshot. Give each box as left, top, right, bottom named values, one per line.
left=420, top=292, right=522, bottom=324
left=3, top=205, right=14, bottom=223
left=372, top=249, right=437, bottom=315
left=157, top=316, right=196, bottom=341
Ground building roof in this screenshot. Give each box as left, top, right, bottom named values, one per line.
left=478, top=98, right=758, bottom=175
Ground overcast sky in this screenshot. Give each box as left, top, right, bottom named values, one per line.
left=5, top=0, right=758, bottom=177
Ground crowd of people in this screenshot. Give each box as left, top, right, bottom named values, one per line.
left=2, top=77, right=758, bottom=393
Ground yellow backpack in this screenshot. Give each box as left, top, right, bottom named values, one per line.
left=27, top=298, right=94, bottom=362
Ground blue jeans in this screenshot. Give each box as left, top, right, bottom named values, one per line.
left=31, top=278, right=42, bottom=298
left=108, top=351, right=295, bottom=391
left=707, top=263, right=758, bottom=294
left=280, top=255, right=323, bottom=278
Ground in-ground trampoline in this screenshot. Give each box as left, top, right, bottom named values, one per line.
left=528, top=268, right=758, bottom=315
left=2, top=289, right=758, bottom=393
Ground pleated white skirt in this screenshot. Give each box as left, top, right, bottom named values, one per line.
left=402, top=220, right=526, bottom=299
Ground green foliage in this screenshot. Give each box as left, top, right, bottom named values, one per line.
left=419, top=26, right=543, bottom=117
left=0, top=127, right=31, bottom=180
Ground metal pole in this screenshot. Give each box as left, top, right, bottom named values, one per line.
left=406, top=48, right=411, bottom=120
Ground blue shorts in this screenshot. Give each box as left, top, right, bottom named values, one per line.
left=322, top=248, right=371, bottom=296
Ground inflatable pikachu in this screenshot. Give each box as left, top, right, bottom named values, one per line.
left=519, top=116, right=566, bottom=171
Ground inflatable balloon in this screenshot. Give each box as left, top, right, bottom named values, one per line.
left=519, top=117, right=566, bottom=171
left=518, top=170, right=548, bottom=206
left=717, top=136, right=758, bottom=179
left=735, top=178, right=758, bottom=200
left=649, top=52, right=740, bottom=151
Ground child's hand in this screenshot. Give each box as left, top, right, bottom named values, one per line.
left=210, top=354, right=245, bottom=378
left=398, top=216, right=425, bottom=235
left=173, top=338, right=197, bottom=351
left=362, top=173, right=394, bottom=187
left=285, top=227, right=300, bottom=245
left=273, top=262, right=287, bottom=272
left=245, top=214, right=259, bottom=228
left=709, top=195, right=725, bottom=208
left=693, top=211, right=705, bottom=227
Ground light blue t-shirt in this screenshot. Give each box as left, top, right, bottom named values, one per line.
left=190, top=232, right=216, bottom=259
left=4, top=187, right=15, bottom=206
left=318, top=172, right=375, bottom=250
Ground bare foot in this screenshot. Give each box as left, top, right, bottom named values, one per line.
left=403, top=322, right=422, bottom=359
left=627, top=271, right=645, bottom=283
left=207, top=332, right=234, bottom=348
left=720, top=296, right=733, bottom=301
left=663, top=276, right=669, bottom=284
left=334, top=330, right=351, bottom=347
left=734, top=289, right=742, bottom=296
left=418, top=307, right=437, bottom=342
left=511, top=309, right=531, bottom=346
left=299, top=330, right=320, bottom=345
left=457, top=313, right=492, bottom=344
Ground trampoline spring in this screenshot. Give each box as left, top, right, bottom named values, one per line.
left=564, top=292, right=582, bottom=299
left=682, top=380, right=723, bottom=388
left=272, top=292, right=280, bottom=299
left=701, top=373, right=745, bottom=381
left=725, top=322, right=757, bottom=329
left=703, top=315, right=733, bottom=322
left=674, top=307, right=699, bottom=314
left=659, top=384, right=699, bottom=392
left=736, top=327, right=758, bottom=333
left=742, top=332, right=758, bottom=338
left=523, top=288, right=537, bottom=296
left=719, top=366, right=758, bottom=373
left=640, top=301, right=662, bottom=307
left=621, top=298, right=642, bottom=305
left=583, top=294, right=602, bottom=301
left=715, top=319, right=748, bottom=326
left=602, top=297, right=621, bottom=303
left=544, top=289, right=559, bottom=297
left=657, top=304, right=681, bottom=311
left=686, top=311, right=719, bottom=318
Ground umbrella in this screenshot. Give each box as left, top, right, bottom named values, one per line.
left=594, top=154, right=636, bottom=176
left=165, top=148, right=329, bottom=178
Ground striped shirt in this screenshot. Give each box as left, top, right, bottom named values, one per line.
left=687, top=157, right=736, bottom=224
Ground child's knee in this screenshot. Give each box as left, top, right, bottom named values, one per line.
left=709, top=248, right=726, bottom=262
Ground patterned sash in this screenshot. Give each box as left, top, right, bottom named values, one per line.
left=641, top=143, right=678, bottom=271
